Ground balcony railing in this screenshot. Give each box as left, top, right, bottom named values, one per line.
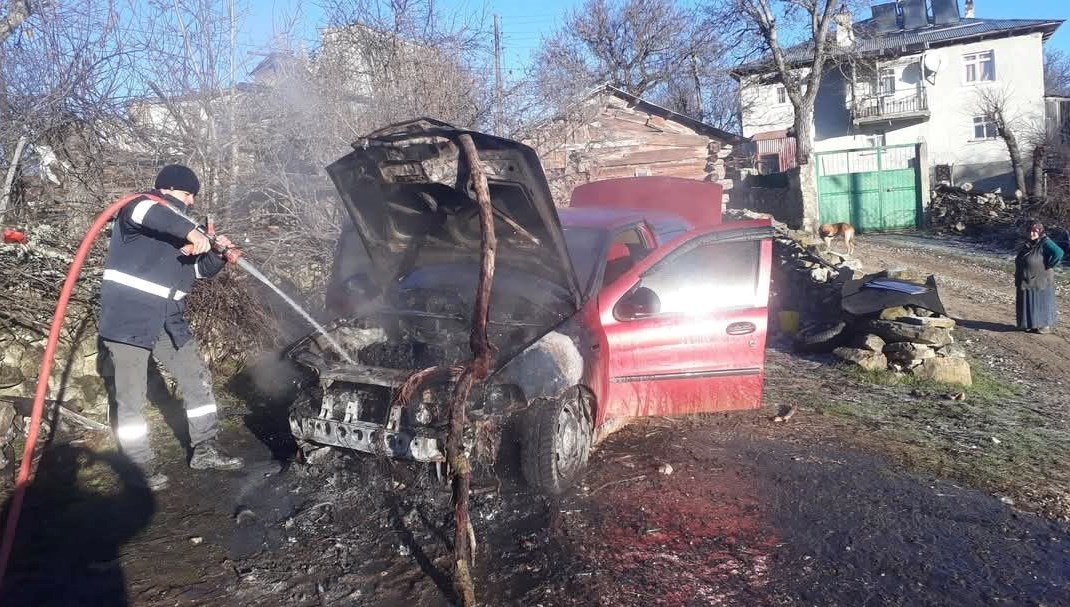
left=852, top=89, right=929, bottom=123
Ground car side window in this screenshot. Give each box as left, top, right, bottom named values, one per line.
left=619, top=240, right=761, bottom=318
left=602, top=228, right=651, bottom=288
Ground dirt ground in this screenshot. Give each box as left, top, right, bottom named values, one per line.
left=3, top=234, right=1070, bottom=607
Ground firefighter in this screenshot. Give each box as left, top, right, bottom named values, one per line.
left=99, top=164, right=243, bottom=491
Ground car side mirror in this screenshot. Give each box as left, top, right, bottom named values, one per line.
left=616, top=286, right=661, bottom=319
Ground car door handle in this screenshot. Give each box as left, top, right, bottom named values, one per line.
left=726, top=322, right=756, bottom=336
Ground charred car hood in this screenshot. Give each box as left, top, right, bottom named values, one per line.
left=326, top=118, right=582, bottom=310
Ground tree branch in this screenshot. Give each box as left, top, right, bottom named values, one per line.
left=0, top=0, right=32, bottom=43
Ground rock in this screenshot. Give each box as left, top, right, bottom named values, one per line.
left=879, top=306, right=911, bottom=321
left=910, top=307, right=935, bottom=317
left=896, top=315, right=956, bottom=329
left=936, top=343, right=967, bottom=359
left=912, top=357, right=972, bottom=386
left=0, top=365, right=24, bottom=389
left=810, top=267, right=831, bottom=283
left=851, top=333, right=886, bottom=352
left=883, top=342, right=936, bottom=365
left=838, top=258, right=864, bottom=271
left=833, top=347, right=888, bottom=372
left=862, top=320, right=954, bottom=347
left=658, top=463, right=674, bottom=475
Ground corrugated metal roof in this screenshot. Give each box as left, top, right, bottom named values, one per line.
left=735, top=17, right=1062, bottom=75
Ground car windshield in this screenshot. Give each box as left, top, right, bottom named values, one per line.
left=563, top=227, right=606, bottom=297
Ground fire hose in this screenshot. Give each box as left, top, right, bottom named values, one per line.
left=0, top=193, right=241, bottom=589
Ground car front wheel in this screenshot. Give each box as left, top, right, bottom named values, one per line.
left=520, top=388, right=593, bottom=495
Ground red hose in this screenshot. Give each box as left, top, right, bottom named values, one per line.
left=0, top=193, right=150, bottom=590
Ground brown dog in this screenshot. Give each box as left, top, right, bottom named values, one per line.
left=818, top=222, right=855, bottom=255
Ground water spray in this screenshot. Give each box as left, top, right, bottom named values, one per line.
left=160, top=201, right=356, bottom=366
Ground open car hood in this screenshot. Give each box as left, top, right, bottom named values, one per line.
left=326, top=118, right=582, bottom=309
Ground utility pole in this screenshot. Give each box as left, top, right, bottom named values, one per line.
left=493, top=13, right=502, bottom=136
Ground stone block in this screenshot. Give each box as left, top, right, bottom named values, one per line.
left=884, top=342, right=936, bottom=365
left=896, top=315, right=956, bottom=329
left=833, top=347, right=888, bottom=372
left=862, top=320, right=954, bottom=347
left=936, top=344, right=968, bottom=359
left=879, top=306, right=911, bottom=321
left=912, top=357, right=972, bottom=386
left=852, top=333, right=886, bottom=352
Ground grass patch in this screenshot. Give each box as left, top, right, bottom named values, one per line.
left=824, top=362, right=1070, bottom=519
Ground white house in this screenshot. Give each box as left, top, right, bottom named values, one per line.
left=735, top=0, right=1061, bottom=230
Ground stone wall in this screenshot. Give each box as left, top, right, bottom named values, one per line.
left=0, top=319, right=110, bottom=420
left=728, top=168, right=805, bottom=229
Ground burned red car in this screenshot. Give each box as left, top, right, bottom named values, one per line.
left=287, top=119, right=773, bottom=493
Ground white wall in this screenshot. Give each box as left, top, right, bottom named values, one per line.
left=740, top=72, right=803, bottom=137
left=739, top=32, right=1049, bottom=189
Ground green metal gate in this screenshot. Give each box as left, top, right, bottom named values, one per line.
left=815, top=144, right=921, bottom=231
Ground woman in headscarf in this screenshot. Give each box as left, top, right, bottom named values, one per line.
left=1015, top=220, right=1064, bottom=334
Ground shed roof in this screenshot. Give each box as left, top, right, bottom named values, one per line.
left=531, top=83, right=743, bottom=144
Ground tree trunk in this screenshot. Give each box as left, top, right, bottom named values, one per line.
left=1032, top=143, right=1047, bottom=200
left=1000, top=125, right=1028, bottom=198
left=793, top=106, right=820, bottom=234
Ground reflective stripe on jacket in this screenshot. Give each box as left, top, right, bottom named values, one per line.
left=98, top=191, right=227, bottom=349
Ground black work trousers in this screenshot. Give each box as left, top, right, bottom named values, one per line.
left=103, top=330, right=219, bottom=465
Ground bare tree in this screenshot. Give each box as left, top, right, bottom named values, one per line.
left=317, top=0, right=492, bottom=132
left=1, top=0, right=139, bottom=222
left=654, top=63, right=743, bottom=132
left=1046, top=48, right=1070, bottom=96
left=0, top=0, right=32, bottom=43
left=713, top=0, right=852, bottom=232
left=532, top=0, right=722, bottom=115
left=974, top=86, right=1044, bottom=198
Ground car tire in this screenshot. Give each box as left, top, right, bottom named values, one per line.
left=794, top=320, right=847, bottom=352
left=520, top=388, right=593, bottom=495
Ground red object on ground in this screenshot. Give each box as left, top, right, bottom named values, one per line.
left=2, top=228, right=27, bottom=244
left=0, top=193, right=157, bottom=590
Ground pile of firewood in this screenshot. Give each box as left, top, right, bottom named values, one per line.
left=929, top=183, right=1017, bottom=234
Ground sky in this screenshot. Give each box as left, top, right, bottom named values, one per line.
left=237, top=0, right=580, bottom=78
left=237, top=0, right=1069, bottom=81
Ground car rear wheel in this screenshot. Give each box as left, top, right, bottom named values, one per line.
left=520, top=389, right=593, bottom=495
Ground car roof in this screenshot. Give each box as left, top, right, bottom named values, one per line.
left=557, top=206, right=691, bottom=232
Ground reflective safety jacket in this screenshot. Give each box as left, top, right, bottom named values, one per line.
left=98, top=191, right=227, bottom=349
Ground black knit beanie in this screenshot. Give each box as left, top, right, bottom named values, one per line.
left=154, top=164, right=201, bottom=195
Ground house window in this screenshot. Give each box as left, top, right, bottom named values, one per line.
left=964, top=50, right=995, bottom=83
left=758, top=154, right=781, bottom=175
left=776, top=86, right=787, bottom=104
left=973, top=116, right=999, bottom=139
left=878, top=68, right=896, bottom=95
left=863, top=133, right=885, bottom=147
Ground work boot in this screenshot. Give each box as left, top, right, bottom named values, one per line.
left=130, top=466, right=169, bottom=492
left=189, top=440, right=244, bottom=470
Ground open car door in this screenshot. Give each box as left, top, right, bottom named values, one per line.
left=594, top=220, right=774, bottom=423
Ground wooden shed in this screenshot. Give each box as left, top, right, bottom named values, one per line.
left=524, top=84, right=744, bottom=207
